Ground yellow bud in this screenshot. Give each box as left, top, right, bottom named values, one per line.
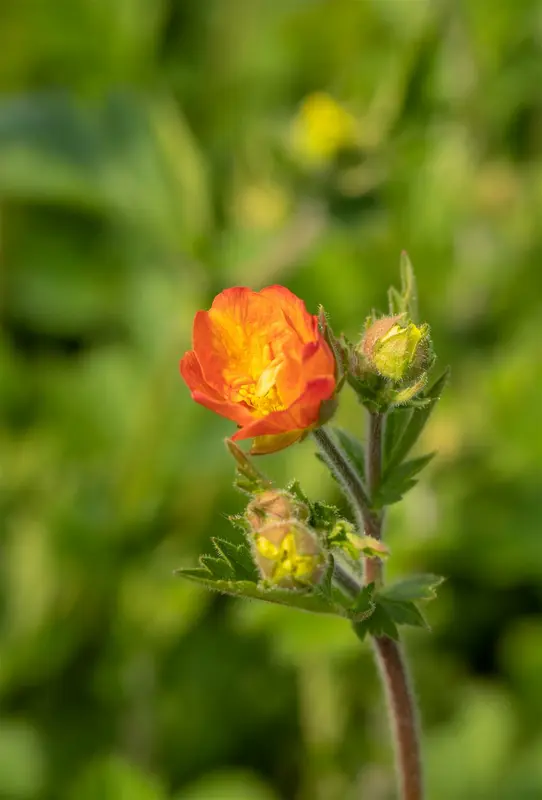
left=361, top=316, right=430, bottom=382
left=252, top=521, right=325, bottom=588
left=246, top=490, right=309, bottom=532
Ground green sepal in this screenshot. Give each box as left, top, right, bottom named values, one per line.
left=199, top=556, right=235, bottom=580
left=346, top=371, right=385, bottom=414
left=318, top=306, right=348, bottom=389
left=225, top=438, right=273, bottom=495
left=286, top=479, right=311, bottom=507
left=309, top=500, right=342, bottom=533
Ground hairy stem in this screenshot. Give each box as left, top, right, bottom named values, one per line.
left=373, top=636, right=423, bottom=800
left=312, top=427, right=378, bottom=539
left=365, top=412, right=423, bottom=800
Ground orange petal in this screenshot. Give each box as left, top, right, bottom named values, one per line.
left=180, top=350, right=223, bottom=399
left=276, top=339, right=336, bottom=407
left=231, top=376, right=335, bottom=442
left=180, top=352, right=254, bottom=426
left=191, top=390, right=254, bottom=426
left=260, top=285, right=315, bottom=344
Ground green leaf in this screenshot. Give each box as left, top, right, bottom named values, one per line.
left=350, top=584, right=375, bottom=622
left=309, top=500, right=341, bottom=533
left=286, top=479, right=311, bottom=507
left=400, top=250, right=419, bottom=322
left=375, top=452, right=435, bottom=506
left=378, top=598, right=428, bottom=629
left=352, top=602, right=399, bottom=641
left=387, top=251, right=418, bottom=321
left=384, top=407, right=413, bottom=465
left=199, top=556, right=236, bottom=581
left=211, top=538, right=259, bottom=582
left=329, top=427, right=366, bottom=481
left=315, top=555, right=335, bottom=600
left=380, top=574, right=445, bottom=603
left=384, top=367, right=450, bottom=470
left=175, top=571, right=346, bottom=615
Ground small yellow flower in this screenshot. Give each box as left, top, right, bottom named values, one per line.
left=291, top=92, right=358, bottom=166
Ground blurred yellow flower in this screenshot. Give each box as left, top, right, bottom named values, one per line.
left=290, top=91, right=358, bottom=166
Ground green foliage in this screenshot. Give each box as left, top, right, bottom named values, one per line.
left=328, top=426, right=366, bottom=481
left=375, top=453, right=436, bottom=507
left=388, top=251, right=419, bottom=322
left=2, top=0, right=542, bottom=797
left=176, top=571, right=344, bottom=616
left=381, top=574, right=445, bottom=603
left=384, top=368, right=450, bottom=472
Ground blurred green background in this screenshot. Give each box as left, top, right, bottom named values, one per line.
left=1, top=1, right=542, bottom=798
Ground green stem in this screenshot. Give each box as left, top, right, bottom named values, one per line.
left=314, top=418, right=423, bottom=798
left=365, top=411, right=423, bottom=800
left=312, top=427, right=378, bottom=539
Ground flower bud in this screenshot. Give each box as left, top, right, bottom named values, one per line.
left=252, top=521, right=325, bottom=588
left=360, top=316, right=430, bottom=382
left=246, top=490, right=309, bottom=532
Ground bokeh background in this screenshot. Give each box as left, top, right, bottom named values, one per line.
left=2, top=1, right=542, bottom=798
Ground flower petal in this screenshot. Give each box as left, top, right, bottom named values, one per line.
left=260, top=285, right=316, bottom=344
left=191, top=390, right=254, bottom=426
left=231, top=375, right=335, bottom=442
left=180, top=351, right=254, bottom=426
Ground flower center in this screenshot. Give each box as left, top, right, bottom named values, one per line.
left=228, top=346, right=286, bottom=416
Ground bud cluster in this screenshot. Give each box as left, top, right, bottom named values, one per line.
left=245, top=491, right=325, bottom=588
left=349, top=313, right=433, bottom=409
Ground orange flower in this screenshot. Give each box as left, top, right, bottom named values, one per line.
left=180, top=286, right=337, bottom=454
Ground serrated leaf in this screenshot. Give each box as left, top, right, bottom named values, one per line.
left=286, top=479, right=311, bottom=507
left=350, top=584, right=375, bottom=622
left=378, top=597, right=428, bottom=629
left=310, top=500, right=341, bottom=532
left=353, top=602, right=399, bottom=641
left=211, top=538, right=258, bottom=581
left=199, top=556, right=235, bottom=580
left=380, top=574, right=445, bottom=603
left=375, top=452, right=435, bottom=506
left=175, top=571, right=346, bottom=615
left=329, top=427, right=366, bottom=482
left=384, top=367, right=449, bottom=470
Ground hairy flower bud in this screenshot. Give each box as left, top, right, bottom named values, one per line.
left=252, top=521, right=325, bottom=588
left=246, top=490, right=309, bottom=532
left=361, top=316, right=430, bottom=382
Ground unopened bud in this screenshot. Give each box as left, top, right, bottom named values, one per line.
left=361, top=316, right=430, bottom=382
left=252, top=521, right=325, bottom=588
left=246, top=490, right=309, bottom=532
